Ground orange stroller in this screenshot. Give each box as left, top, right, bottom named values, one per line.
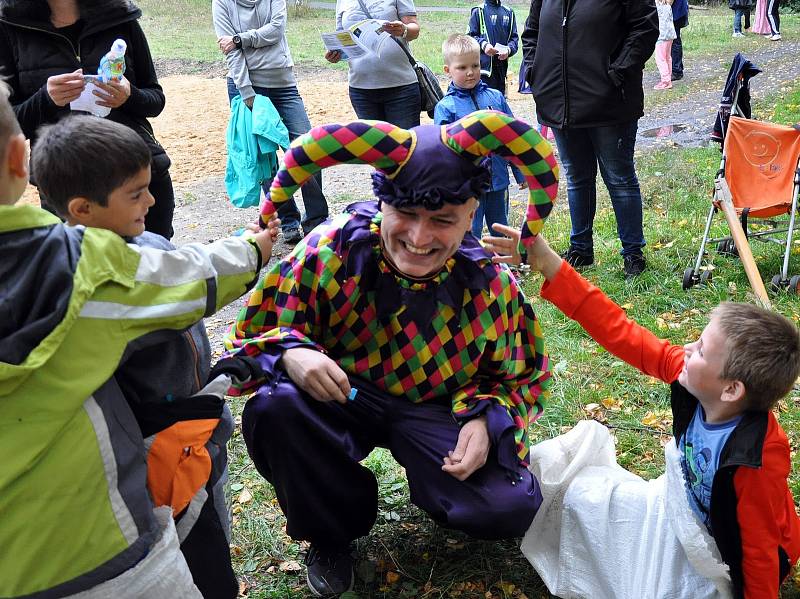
left=682, top=115, right=800, bottom=295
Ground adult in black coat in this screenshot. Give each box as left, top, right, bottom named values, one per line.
left=0, top=0, right=175, bottom=239
left=521, top=0, right=658, bottom=277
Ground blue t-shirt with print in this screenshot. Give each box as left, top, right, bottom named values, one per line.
left=679, top=404, right=741, bottom=533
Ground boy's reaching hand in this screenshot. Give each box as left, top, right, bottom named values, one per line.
left=483, top=224, right=563, bottom=280
left=245, top=217, right=280, bottom=262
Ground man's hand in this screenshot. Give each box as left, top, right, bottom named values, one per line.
left=282, top=347, right=351, bottom=403
left=92, top=77, right=131, bottom=109
left=483, top=225, right=562, bottom=280
left=218, top=35, right=236, bottom=55
left=46, top=70, right=85, bottom=106
left=325, top=50, right=342, bottom=63
left=442, top=416, right=490, bottom=481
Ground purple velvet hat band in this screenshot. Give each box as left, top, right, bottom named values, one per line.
left=371, top=125, right=492, bottom=210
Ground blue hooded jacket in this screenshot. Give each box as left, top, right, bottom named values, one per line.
left=434, top=81, right=525, bottom=191
left=468, top=0, right=519, bottom=79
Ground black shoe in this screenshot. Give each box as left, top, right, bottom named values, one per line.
left=282, top=226, right=303, bottom=244
left=305, top=545, right=354, bottom=597
left=561, top=247, right=594, bottom=268
left=671, top=72, right=683, bottom=81
left=623, top=253, right=646, bottom=277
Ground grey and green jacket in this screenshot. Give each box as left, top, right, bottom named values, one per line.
left=0, top=205, right=261, bottom=598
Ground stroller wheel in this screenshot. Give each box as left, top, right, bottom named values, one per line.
left=717, top=239, right=738, bottom=257
left=700, top=270, right=713, bottom=285
left=682, top=268, right=696, bottom=290
left=789, top=275, right=800, bottom=295
left=770, top=274, right=786, bottom=292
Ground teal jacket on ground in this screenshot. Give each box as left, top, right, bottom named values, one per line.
left=0, top=205, right=261, bottom=597
left=225, top=94, right=290, bottom=208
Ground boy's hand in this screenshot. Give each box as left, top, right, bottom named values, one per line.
left=47, top=70, right=85, bottom=106
left=484, top=43, right=498, bottom=56
left=325, top=50, right=342, bottom=63
left=497, top=48, right=510, bottom=60
left=246, top=217, right=280, bottom=261
left=93, top=77, right=131, bottom=109
left=483, top=224, right=563, bottom=280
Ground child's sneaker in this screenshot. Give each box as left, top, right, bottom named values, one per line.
left=732, top=31, right=744, bottom=38
left=770, top=33, right=782, bottom=41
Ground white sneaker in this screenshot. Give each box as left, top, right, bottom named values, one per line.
left=770, top=33, right=782, bottom=41
left=732, top=31, right=744, bottom=38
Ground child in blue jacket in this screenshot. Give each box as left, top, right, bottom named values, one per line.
left=434, top=34, right=526, bottom=239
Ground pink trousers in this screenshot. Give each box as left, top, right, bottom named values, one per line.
left=655, top=40, right=673, bottom=85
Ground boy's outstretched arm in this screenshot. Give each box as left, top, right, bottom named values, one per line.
left=484, top=225, right=683, bottom=383
left=86, top=219, right=279, bottom=338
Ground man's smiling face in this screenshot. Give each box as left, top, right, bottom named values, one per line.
left=380, top=200, right=476, bottom=278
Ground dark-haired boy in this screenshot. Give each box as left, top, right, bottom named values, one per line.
left=485, top=226, right=800, bottom=598
left=0, top=95, right=275, bottom=597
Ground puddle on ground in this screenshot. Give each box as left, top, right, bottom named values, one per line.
left=640, top=123, right=689, bottom=138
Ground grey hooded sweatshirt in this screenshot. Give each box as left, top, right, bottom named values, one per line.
left=212, top=0, right=296, bottom=99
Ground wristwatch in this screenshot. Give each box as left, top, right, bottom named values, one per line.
left=233, top=34, right=242, bottom=49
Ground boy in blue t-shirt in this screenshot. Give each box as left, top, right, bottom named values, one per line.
left=434, top=34, right=526, bottom=239
left=484, top=227, right=800, bottom=598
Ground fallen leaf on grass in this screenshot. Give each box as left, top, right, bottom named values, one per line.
left=238, top=579, right=249, bottom=597
left=386, top=571, right=401, bottom=584
left=278, top=560, right=302, bottom=572
left=237, top=487, right=252, bottom=504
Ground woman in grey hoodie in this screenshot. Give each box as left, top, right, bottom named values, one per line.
left=213, top=0, right=329, bottom=243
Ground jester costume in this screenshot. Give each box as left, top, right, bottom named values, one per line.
left=226, top=111, right=559, bottom=547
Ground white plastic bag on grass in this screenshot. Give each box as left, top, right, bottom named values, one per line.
left=521, top=420, right=731, bottom=599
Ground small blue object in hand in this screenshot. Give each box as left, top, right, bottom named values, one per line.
left=348, top=388, right=358, bottom=401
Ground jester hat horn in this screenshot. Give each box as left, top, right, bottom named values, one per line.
left=260, top=110, right=559, bottom=252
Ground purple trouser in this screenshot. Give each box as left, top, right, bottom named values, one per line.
left=241, top=357, right=542, bottom=549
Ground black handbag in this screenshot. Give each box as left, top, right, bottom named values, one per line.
left=393, top=38, right=443, bottom=119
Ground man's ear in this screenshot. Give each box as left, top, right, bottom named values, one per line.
left=720, top=380, right=746, bottom=404
left=7, top=134, right=29, bottom=180
left=66, top=196, right=95, bottom=223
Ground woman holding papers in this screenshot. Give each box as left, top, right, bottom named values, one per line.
left=0, top=0, right=175, bottom=239
left=214, top=0, right=330, bottom=242
left=324, top=0, right=421, bottom=128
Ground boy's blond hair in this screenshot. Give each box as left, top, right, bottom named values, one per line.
left=712, top=302, right=800, bottom=411
left=0, top=81, right=21, bottom=152
left=442, top=34, right=480, bottom=65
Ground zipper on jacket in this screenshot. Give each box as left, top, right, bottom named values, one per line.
left=560, top=0, right=571, bottom=128
left=184, top=331, right=203, bottom=393
left=0, top=19, right=81, bottom=60
left=469, top=88, right=480, bottom=112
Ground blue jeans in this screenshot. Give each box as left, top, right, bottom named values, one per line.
left=551, top=122, right=645, bottom=257
left=227, top=78, right=328, bottom=233
left=733, top=8, right=751, bottom=32
left=348, top=83, right=421, bottom=129
left=471, top=189, right=509, bottom=238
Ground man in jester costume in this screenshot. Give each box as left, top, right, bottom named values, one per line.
left=225, top=110, right=558, bottom=596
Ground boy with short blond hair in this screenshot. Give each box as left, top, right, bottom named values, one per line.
left=484, top=226, right=800, bottom=598
left=0, top=92, right=275, bottom=597
left=435, top=34, right=526, bottom=239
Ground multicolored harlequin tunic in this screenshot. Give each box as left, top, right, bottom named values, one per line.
left=226, top=201, right=551, bottom=471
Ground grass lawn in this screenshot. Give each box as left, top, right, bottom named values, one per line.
left=221, top=89, right=800, bottom=599
left=137, top=1, right=798, bottom=77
